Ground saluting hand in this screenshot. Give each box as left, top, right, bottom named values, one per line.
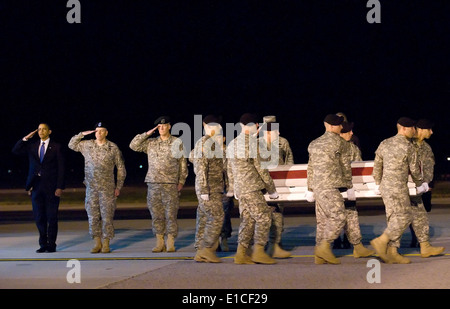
left=23, top=129, right=38, bottom=141
left=146, top=125, right=159, bottom=136
left=82, top=129, right=97, bottom=136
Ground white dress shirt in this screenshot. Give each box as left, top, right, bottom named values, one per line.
left=39, top=138, right=50, bottom=160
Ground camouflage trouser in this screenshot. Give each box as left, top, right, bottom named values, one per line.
left=390, top=195, right=430, bottom=247
left=343, top=208, right=363, bottom=245
left=237, top=191, right=272, bottom=248
left=315, top=189, right=346, bottom=244
left=381, top=190, right=413, bottom=248
left=147, top=183, right=179, bottom=237
left=85, top=183, right=116, bottom=239
left=194, top=192, right=225, bottom=249
left=267, top=203, right=284, bottom=244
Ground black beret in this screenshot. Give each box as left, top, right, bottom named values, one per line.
left=95, top=121, right=107, bottom=129
left=416, top=119, right=434, bottom=129
left=341, top=121, right=354, bottom=133
left=324, top=114, right=344, bottom=125
left=397, top=117, right=416, bottom=127
left=203, top=114, right=222, bottom=125
left=154, top=116, right=171, bottom=125
left=240, top=113, right=258, bottom=125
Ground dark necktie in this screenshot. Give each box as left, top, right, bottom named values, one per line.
left=40, top=142, right=45, bottom=163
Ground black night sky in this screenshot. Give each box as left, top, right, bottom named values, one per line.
left=1, top=1, right=450, bottom=188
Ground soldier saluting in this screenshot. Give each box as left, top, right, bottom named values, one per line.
left=68, top=122, right=126, bottom=253
left=130, top=116, right=188, bottom=253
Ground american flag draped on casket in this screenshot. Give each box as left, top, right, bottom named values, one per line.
left=265, top=161, right=417, bottom=202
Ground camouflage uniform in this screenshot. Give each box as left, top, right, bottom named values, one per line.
left=258, top=135, right=294, bottom=244
left=407, top=138, right=435, bottom=244
left=68, top=133, right=126, bottom=239
left=341, top=140, right=364, bottom=245
left=227, top=133, right=276, bottom=248
left=189, top=135, right=225, bottom=249
left=129, top=133, right=188, bottom=238
left=258, top=135, right=294, bottom=166
left=348, top=140, right=362, bottom=162
left=307, top=131, right=353, bottom=245
left=373, top=134, right=423, bottom=248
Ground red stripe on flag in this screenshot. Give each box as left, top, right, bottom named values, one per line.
left=269, top=166, right=373, bottom=179
left=352, top=167, right=373, bottom=176
left=270, top=170, right=307, bottom=179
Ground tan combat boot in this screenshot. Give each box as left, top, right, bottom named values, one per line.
left=234, top=244, right=255, bottom=264
left=197, top=247, right=222, bottom=263
left=353, top=243, right=375, bottom=258
left=152, top=234, right=166, bottom=253
left=370, top=233, right=391, bottom=263
left=166, top=234, right=175, bottom=252
left=314, top=256, right=326, bottom=264
left=314, top=241, right=340, bottom=264
left=251, top=244, right=277, bottom=264
left=194, top=248, right=207, bottom=262
left=420, top=242, right=445, bottom=258
left=101, top=238, right=111, bottom=253
left=272, top=243, right=292, bottom=258
left=91, top=236, right=102, bottom=254
left=387, top=246, right=411, bottom=264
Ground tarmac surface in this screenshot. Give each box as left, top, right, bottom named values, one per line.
left=1, top=196, right=449, bottom=294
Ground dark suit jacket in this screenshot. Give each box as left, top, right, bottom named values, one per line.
left=12, top=139, right=66, bottom=191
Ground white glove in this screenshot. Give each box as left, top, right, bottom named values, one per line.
left=225, top=191, right=234, bottom=198
left=200, top=194, right=209, bottom=201
left=346, top=188, right=356, bottom=201
left=269, top=192, right=279, bottom=199
left=416, top=182, right=429, bottom=195
left=305, top=191, right=315, bottom=203
left=373, top=185, right=381, bottom=195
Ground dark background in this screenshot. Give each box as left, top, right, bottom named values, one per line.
left=1, top=0, right=449, bottom=188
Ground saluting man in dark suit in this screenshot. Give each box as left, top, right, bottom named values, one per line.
left=12, top=123, right=65, bottom=253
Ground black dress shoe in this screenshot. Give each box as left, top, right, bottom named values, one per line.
left=46, top=247, right=56, bottom=253
left=36, top=247, right=47, bottom=253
